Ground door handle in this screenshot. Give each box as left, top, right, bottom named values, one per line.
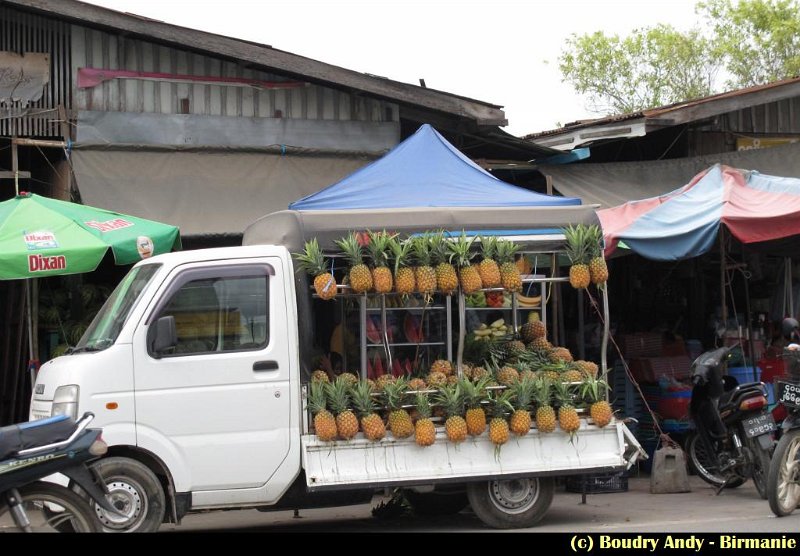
left=253, top=360, right=279, bottom=372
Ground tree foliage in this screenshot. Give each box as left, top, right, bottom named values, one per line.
left=558, top=0, right=800, bottom=116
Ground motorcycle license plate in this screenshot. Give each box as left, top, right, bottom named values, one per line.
left=743, top=412, right=777, bottom=438
left=777, top=380, right=800, bottom=409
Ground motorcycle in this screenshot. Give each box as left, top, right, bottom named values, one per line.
left=684, top=345, right=776, bottom=499
left=0, top=412, right=116, bottom=532
left=768, top=317, right=800, bottom=516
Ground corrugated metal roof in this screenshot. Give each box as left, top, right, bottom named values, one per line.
left=523, top=75, right=800, bottom=140
left=6, top=0, right=507, bottom=126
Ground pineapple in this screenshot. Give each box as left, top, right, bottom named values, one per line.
left=587, top=224, right=609, bottom=285
left=520, top=321, right=546, bottom=343
left=410, top=234, right=437, bottom=296
left=408, top=377, right=428, bottom=391
left=563, top=224, right=591, bottom=289
left=520, top=368, right=538, bottom=382
left=390, top=236, right=417, bottom=295
left=487, top=389, right=513, bottom=447
left=414, top=392, right=437, bottom=447
left=367, top=230, right=395, bottom=294
left=581, top=376, right=613, bottom=428
left=495, top=239, right=522, bottom=293
left=448, top=231, right=482, bottom=294
left=384, top=378, right=414, bottom=439
left=505, top=340, right=526, bottom=361
left=376, top=374, right=397, bottom=391
left=336, top=372, right=359, bottom=387
left=328, top=379, right=359, bottom=440
left=461, top=377, right=489, bottom=437
left=497, top=365, right=520, bottom=386
left=575, top=360, right=599, bottom=379
left=352, top=380, right=386, bottom=441
left=430, top=231, right=459, bottom=294
left=470, top=365, right=490, bottom=382
left=426, top=371, right=448, bottom=389
left=311, top=369, right=330, bottom=383
left=510, top=378, right=535, bottom=436
left=436, top=383, right=467, bottom=443
left=534, top=378, right=557, bottom=433
left=476, top=236, right=501, bottom=288
left=335, top=232, right=373, bottom=293
left=549, top=347, right=574, bottom=363
left=293, top=238, right=337, bottom=300
left=447, top=374, right=459, bottom=385
left=431, top=359, right=454, bottom=376
left=562, top=367, right=584, bottom=383
left=309, top=382, right=337, bottom=441
left=553, top=380, right=581, bottom=435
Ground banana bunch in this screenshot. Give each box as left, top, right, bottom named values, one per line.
left=516, top=293, right=542, bottom=308
left=472, top=318, right=509, bottom=341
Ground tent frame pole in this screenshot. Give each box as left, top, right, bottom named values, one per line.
left=720, top=228, right=727, bottom=338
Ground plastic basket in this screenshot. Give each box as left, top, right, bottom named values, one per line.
left=565, top=472, right=629, bottom=494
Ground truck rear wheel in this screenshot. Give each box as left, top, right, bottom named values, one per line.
left=90, top=457, right=166, bottom=533
left=466, top=477, right=554, bottom=529
left=404, top=489, right=469, bottom=516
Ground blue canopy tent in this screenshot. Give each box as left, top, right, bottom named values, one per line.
left=289, top=124, right=581, bottom=211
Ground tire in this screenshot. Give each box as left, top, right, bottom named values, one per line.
left=0, top=482, right=99, bottom=532
left=466, top=477, right=554, bottom=529
left=747, top=436, right=771, bottom=500
left=685, top=432, right=746, bottom=489
left=768, top=429, right=800, bottom=517
left=89, top=457, right=166, bottom=533
left=404, top=489, right=469, bottom=516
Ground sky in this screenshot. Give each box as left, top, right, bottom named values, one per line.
left=80, top=0, right=703, bottom=136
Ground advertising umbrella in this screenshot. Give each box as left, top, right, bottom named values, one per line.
left=0, top=192, right=181, bottom=384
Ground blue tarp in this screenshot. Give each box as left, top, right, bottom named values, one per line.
left=289, top=124, right=581, bottom=210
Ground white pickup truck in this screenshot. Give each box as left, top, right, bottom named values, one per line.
left=30, top=206, right=643, bottom=531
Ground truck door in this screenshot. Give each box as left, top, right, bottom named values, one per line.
left=132, top=260, right=292, bottom=491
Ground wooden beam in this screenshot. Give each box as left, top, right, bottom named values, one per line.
left=0, top=171, right=31, bottom=179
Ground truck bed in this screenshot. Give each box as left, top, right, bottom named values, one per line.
left=302, top=420, right=644, bottom=491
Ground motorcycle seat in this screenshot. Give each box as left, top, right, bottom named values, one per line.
left=0, top=415, right=76, bottom=461
left=718, top=382, right=765, bottom=411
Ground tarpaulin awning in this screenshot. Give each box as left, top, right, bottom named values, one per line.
left=540, top=141, right=800, bottom=209
left=599, top=164, right=800, bottom=260
left=71, top=149, right=371, bottom=236
left=289, top=124, right=581, bottom=210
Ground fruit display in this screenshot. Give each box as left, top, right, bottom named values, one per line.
left=586, top=224, right=609, bottom=286
left=477, top=236, right=502, bottom=288
left=335, top=232, right=373, bottom=293
left=472, top=318, right=510, bottom=340
left=367, top=231, right=395, bottom=294
left=293, top=238, right=337, bottom=300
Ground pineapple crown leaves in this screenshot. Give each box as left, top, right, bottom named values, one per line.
left=435, top=383, right=464, bottom=418
left=446, top=230, right=477, bottom=268
left=367, top=230, right=397, bottom=268
left=562, top=224, right=590, bottom=265
left=390, top=236, right=414, bottom=275
left=579, top=375, right=610, bottom=404
left=532, top=377, right=552, bottom=407
left=308, top=381, right=329, bottom=416
left=351, top=380, right=379, bottom=418
left=428, top=230, right=453, bottom=265
left=510, top=377, right=536, bottom=411
left=551, top=379, right=577, bottom=408
left=459, top=376, right=489, bottom=409
left=414, top=392, right=432, bottom=419
left=382, top=377, right=410, bottom=411
left=586, top=224, right=604, bottom=259
left=292, top=238, right=329, bottom=277
left=479, top=235, right=498, bottom=260
left=409, top=234, right=433, bottom=267
left=334, top=232, right=366, bottom=266
left=327, top=378, right=354, bottom=415
left=487, top=389, right=515, bottom=419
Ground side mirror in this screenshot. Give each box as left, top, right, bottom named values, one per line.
left=149, top=315, right=177, bottom=358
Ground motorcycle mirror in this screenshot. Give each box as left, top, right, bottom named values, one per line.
left=783, top=317, right=799, bottom=339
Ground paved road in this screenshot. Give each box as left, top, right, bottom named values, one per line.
left=164, top=474, right=800, bottom=533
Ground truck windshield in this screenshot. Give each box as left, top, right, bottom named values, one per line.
left=71, top=264, right=161, bottom=353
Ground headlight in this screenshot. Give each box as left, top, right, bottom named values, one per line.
left=52, top=385, right=79, bottom=420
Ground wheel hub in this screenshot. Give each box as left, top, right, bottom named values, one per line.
left=488, top=479, right=538, bottom=514
left=94, top=480, right=144, bottom=530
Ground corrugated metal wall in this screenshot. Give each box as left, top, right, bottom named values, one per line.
left=71, top=26, right=397, bottom=124
left=0, top=5, right=71, bottom=138
left=718, top=97, right=800, bottom=134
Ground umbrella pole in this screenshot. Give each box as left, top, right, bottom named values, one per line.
left=720, top=228, right=727, bottom=338
left=743, top=271, right=757, bottom=382
left=26, top=279, right=35, bottom=389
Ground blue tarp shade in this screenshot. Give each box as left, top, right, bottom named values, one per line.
left=289, top=124, right=581, bottom=210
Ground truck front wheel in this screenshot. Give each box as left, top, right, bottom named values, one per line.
left=90, top=457, right=166, bottom=533
left=467, top=477, right=554, bottom=529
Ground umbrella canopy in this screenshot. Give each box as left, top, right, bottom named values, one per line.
left=598, top=164, right=800, bottom=261
left=0, top=192, right=181, bottom=279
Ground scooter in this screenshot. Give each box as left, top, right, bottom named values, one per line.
left=684, top=345, right=775, bottom=499
left=767, top=317, right=800, bottom=516
left=0, top=412, right=116, bottom=532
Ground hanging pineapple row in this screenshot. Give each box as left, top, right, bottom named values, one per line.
left=294, top=230, right=525, bottom=299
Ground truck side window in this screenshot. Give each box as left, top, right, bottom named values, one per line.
left=155, top=274, right=269, bottom=356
